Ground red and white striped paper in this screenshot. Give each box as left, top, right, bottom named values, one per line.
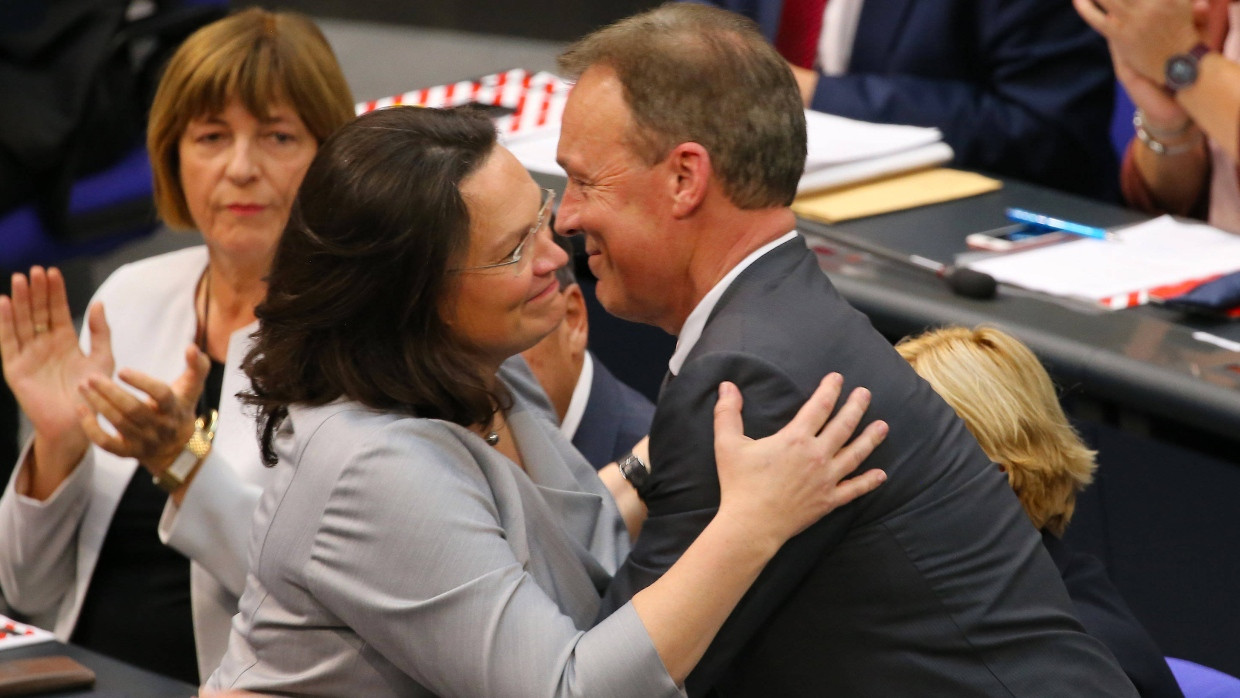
left=355, top=69, right=573, bottom=140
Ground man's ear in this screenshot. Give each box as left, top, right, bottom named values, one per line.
left=563, top=283, right=590, bottom=357
left=665, top=142, right=711, bottom=219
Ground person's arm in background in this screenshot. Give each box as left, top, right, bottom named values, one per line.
left=597, top=436, right=650, bottom=540
left=1077, top=0, right=1240, bottom=215
left=793, top=0, right=1117, bottom=200
left=0, top=268, right=114, bottom=617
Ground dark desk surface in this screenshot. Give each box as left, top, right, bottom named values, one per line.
left=0, top=641, right=195, bottom=697
left=800, top=180, right=1240, bottom=674
left=804, top=179, right=1240, bottom=444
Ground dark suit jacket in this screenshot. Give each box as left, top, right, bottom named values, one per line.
left=599, top=238, right=1136, bottom=696
left=1043, top=532, right=1185, bottom=698
left=699, top=0, right=1118, bottom=200
left=572, top=353, right=655, bottom=469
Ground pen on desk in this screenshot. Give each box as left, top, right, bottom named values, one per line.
left=1005, top=207, right=1117, bottom=241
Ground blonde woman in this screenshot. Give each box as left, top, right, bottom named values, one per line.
left=897, top=326, right=1183, bottom=698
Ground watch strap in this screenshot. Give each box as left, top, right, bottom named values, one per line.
left=152, top=409, right=218, bottom=493
left=1165, top=42, right=1211, bottom=93
left=616, top=451, right=653, bottom=500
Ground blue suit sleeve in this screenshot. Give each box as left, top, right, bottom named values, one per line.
left=812, top=0, right=1116, bottom=199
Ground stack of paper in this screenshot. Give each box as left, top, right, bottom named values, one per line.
left=797, top=111, right=953, bottom=194
left=965, top=215, right=1240, bottom=309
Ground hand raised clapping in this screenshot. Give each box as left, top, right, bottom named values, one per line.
left=0, top=268, right=114, bottom=495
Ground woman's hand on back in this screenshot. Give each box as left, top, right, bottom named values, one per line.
left=712, top=373, right=887, bottom=553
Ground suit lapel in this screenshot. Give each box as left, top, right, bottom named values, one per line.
left=848, top=0, right=916, bottom=71
left=686, top=238, right=815, bottom=366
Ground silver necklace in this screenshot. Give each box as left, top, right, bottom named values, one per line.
left=485, top=430, right=500, bottom=446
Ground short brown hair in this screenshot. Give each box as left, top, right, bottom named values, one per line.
left=243, top=106, right=503, bottom=465
left=896, top=326, right=1097, bottom=537
left=558, top=3, right=805, bottom=209
left=147, top=8, right=354, bottom=229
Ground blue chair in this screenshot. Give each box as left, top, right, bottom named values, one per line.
left=1109, top=80, right=1137, bottom=164
left=0, top=145, right=157, bottom=271
left=0, top=0, right=226, bottom=272
left=1168, top=657, right=1240, bottom=698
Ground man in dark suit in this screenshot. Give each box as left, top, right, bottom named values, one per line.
left=554, top=5, right=1136, bottom=695
left=695, top=0, right=1118, bottom=201
left=521, top=242, right=655, bottom=469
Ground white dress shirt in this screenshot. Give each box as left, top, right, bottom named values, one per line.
left=668, top=231, right=800, bottom=376
left=817, top=0, right=866, bottom=76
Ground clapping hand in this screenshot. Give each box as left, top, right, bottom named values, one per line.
left=77, top=344, right=211, bottom=477
left=0, top=268, right=114, bottom=493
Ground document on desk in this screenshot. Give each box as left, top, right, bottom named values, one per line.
left=794, top=168, right=1001, bottom=223
left=0, top=616, right=54, bottom=652
left=965, top=215, right=1240, bottom=309
left=797, top=111, right=953, bottom=194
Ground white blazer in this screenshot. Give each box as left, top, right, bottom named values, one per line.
left=0, top=246, right=270, bottom=680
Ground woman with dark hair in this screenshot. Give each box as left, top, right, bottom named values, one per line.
left=896, top=326, right=1183, bottom=697
left=206, top=105, right=887, bottom=696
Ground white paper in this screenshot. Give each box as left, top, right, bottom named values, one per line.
left=797, top=142, right=954, bottom=194
left=0, top=615, right=56, bottom=652
left=501, top=129, right=565, bottom=177
left=966, top=215, right=1240, bottom=307
left=803, top=110, right=943, bottom=167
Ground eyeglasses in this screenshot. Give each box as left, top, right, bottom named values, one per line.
left=451, top=188, right=556, bottom=276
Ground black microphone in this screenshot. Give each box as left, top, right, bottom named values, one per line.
left=807, top=228, right=998, bottom=300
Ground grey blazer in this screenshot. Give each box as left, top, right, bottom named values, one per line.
left=599, top=237, right=1137, bottom=696
left=207, top=365, right=683, bottom=697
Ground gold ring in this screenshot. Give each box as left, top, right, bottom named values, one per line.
left=33, top=324, right=48, bottom=334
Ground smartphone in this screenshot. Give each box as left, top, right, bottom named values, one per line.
left=966, top=224, right=1068, bottom=252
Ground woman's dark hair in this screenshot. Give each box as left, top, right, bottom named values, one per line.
left=243, top=106, right=501, bottom=465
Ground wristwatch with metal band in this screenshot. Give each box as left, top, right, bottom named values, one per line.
left=153, top=409, right=218, bottom=493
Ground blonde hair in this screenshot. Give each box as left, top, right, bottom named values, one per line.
left=895, top=326, right=1096, bottom=536
left=146, top=8, right=355, bottom=229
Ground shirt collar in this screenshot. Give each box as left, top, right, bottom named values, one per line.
left=668, top=231, right=799, bottom=375
left=559, top=351, right=593, bottom=440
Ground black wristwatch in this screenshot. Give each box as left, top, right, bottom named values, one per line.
left=617, top=451, right=653, bottom=500
left=1165, top=42, right=1210, bottom=93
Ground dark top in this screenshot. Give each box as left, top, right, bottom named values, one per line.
left=71, top=358, right=225, bottom=683
left=598, top=239, right=1136, bottom=696
left=1043, top=532, right=1185, bottom=698
left=572, top=354, right=655, bottom=469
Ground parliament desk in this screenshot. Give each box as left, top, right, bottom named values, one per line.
left=0, top=640, right=196, bottom=696
left=803, top=180, right=1240, bottom=675
left=551, top=171, right=1240, bottom=677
